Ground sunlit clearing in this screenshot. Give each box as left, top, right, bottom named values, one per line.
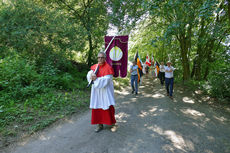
left=182, top=97, right=195, bottom=104
left=152, top=93, right=164, bottom=98
left=181, top=109, right=205, bottom=117
left=115, top=112, right=130, bottom=123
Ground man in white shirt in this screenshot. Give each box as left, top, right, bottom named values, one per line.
left=164, top=61, right=176, bottom=99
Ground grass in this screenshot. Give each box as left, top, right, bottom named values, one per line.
left=0, top=88, right=90, bottom=148
left=0, top=71, right=130, bottom=149
left=113, top=74, right=130, bottom=90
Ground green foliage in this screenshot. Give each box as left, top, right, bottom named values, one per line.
left=0, top=55, right=42, bottom=100
left=0, top=0, right=85, bottom=67
left=205, top=50, right=230, bottom=99
left=1, top=0, right=229, bottom=147
left=207, top=68, right=230, bottom=99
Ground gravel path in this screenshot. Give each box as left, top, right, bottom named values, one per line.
left=2, top=76, right=230, bottom=153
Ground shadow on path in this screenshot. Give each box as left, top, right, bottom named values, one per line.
left=3, top=76, right=230, bottom=153
left=114, top=76, right=230, bottom=153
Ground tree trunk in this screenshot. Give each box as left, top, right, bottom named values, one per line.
left=203, top=65, right=209, bottom=80
left=193, top=19, right=205, bottom=80
left=203, top=40, right=215, bottom=80
left=179, top=35, right=190, bottom=81
left=87, top=33, right=93, bottom=66
left=194, top=60, right=201, bottom=80
left=191, top=59, right=195, bottom=78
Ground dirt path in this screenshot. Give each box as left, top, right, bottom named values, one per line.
left=2, top=76, right=230, bottom=153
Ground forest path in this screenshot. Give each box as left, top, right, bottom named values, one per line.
left=3, top=75, right=230, bottom=153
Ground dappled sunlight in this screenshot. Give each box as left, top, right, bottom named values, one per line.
left=122, top=101, right=131, bottom=105
left=177, top=90, right=184, bottom=94
left=195, top=90, right=202, bottom=95
left=204, top=150, right=214, bottom=153
left=164, top=130, right=187, bottom=151
left=182, top=97, right=195, bottom=104
left=138, top=106, right=158, bottom=118
left=39, top=135, right=52, bottom=141
left=115, top=90, right=130, bottom=95
left=207, top=136, right=215, bottom=141
left=138, top=111, right=148, bottom=117
left=64, top=119, right=74, bottom=124
left=162, top=144, right=175, bottom=152
left=152, top=93, right=165, bottom=98
left=180, top=108, right=205, bottom=117
left=147, top=125, right=163, bottom=135
left=146, top=125, right=194, bottom=152
left=157, top=88, right=165, bottom=92
left=145, top=93, right=154, bottom=97
left=18, top=139, right=31, bottom=146
left=149, top=106, right=158, bottom=113
left=115, top=112, right=130, bottom=123
left=213, top=115, right=227, bottom=122
left=18, top=134, right=54, bottom=147
left=158, top=108, right=168, bottom=113
left=139, top=86, right=145, bottom=89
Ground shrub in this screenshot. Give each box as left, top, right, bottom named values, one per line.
left=207, top=68, right=230, bottom=99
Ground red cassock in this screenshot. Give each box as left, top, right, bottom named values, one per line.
left=90, top=62, right=116, bottom=125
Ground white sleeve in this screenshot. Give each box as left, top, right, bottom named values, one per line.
left=172, top=66, right=176, bottom=71
left=86, top=70, right=94, bottom=83
left=93, top=75, right=113, bottom=88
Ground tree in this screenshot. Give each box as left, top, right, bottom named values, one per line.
left=0, top=0, right=83, bottom=68
left=43, top=0, right=110, bottom=66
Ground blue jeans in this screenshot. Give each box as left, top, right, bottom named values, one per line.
left=131, top=75, right=138, bottom=93
left=165, top=77, right=174, bottom=96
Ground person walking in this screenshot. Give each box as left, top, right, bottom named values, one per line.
left=130, top=60, right=138, bottom=95
left=164, top=61, right=176, bottom=99
left=159, top=62, right=165, bottom=86
left=87, top=52, right=117, bottom=133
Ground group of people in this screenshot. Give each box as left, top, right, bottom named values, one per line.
left=86, top=51, right=175, bottom=133
left=130, top=60, right=175, bottom=99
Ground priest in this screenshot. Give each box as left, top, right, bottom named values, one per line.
left=87, top=52, right=117, bottom=133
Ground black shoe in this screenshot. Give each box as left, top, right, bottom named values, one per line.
left=95, top=124, right=103, bottom=133
left=135, top=92, right=138, bottom=95
left=132, top=90, right=134, bottom=94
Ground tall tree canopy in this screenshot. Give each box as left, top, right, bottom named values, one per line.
left=0, top=0, right=229, bottom=98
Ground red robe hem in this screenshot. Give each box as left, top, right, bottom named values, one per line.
left=91, top=105, right=116, bottom=125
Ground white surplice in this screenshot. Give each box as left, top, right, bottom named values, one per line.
left=87, top=70, right=115, bottom=110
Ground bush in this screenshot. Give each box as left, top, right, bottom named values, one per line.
left=0, top=55, right=43, bottom=100
left=207, top=68, right=230, bottom=99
